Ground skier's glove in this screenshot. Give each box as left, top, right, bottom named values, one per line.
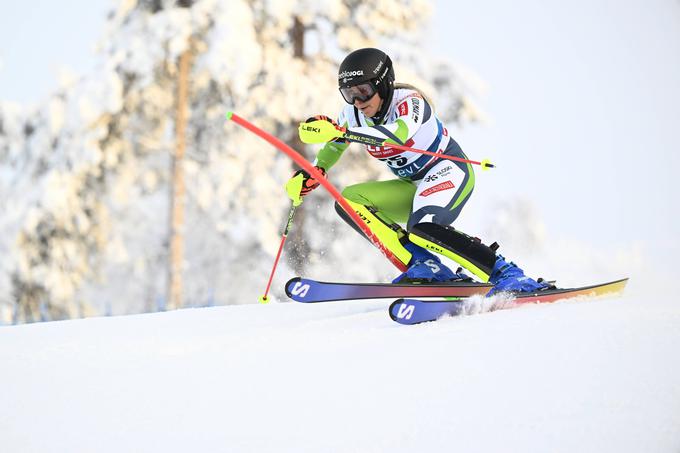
left=285, top=166, right=327, bottom=206
left=298, top=116, right=347, bottom=144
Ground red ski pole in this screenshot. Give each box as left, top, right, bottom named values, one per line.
left=375, top=141, right=495, bottom=170
left=259, top=203, right=297, bottom=304
left=342, top=132, right=495, bottom=170
left=227, top=112, right=407, bottom=273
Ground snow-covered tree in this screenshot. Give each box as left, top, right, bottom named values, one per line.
left=0, top=0, right=481, bottom=323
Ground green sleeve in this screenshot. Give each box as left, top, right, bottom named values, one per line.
left=314, top=140, right=350, bottom=171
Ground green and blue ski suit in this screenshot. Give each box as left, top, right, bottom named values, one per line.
left=313, top=85, right=483, bottom=277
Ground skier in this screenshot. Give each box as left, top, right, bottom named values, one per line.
left=286, top=48, right=549, bottom=295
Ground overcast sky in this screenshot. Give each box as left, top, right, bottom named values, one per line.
left=427, top=0, right=680, bottom=271
left=1, top=0, right=678, bottom=272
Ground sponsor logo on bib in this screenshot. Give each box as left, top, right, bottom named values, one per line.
left=419, top=181, right=455, bottom=197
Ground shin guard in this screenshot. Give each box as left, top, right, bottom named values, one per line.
left=335, top=200, right=413, bottom=268
left=409, top=222, right=497, bottom=282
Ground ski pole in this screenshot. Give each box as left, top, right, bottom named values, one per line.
left=343, top=132, right=495, bottom=170
left=384, top=142, right=495, bottom=170
left=227, top=111, right=408, bottom=272
left=259, top=203, right=298, bottom=304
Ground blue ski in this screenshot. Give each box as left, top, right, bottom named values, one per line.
left=389, top=298, right=466, bottom=324
left=285, top=277, right=491, bottom=303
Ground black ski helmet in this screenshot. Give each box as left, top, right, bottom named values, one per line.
left=338, top=48, right=395, bottom=122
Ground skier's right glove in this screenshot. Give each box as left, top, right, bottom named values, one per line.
left=299, top=116, right=347, bottom=144
left=285, top=166, right=327, bottom=206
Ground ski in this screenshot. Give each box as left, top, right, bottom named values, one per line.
left=285, top=277, right=492, bottom=303
left=389, top=278, right=629, bottom=325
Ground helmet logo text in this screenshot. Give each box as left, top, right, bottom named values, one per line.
left=338, top=70, right=364, bottom=79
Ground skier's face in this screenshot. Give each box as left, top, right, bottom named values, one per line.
left=354, top=92, right=382, bottom=118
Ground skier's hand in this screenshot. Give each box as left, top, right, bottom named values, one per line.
left=298, top=116, right=347, bottom=144
left=285, top=166, right=327, bottom=206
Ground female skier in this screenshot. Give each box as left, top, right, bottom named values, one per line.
left=286, top=48, right=548, bottom=295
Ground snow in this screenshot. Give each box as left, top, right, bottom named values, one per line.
left=1, top=2, right=677, bottom=447
left=1, top=290, right=678, bottom=452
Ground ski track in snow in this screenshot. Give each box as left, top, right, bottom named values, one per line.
left=1, top=291, right=679, bottom=453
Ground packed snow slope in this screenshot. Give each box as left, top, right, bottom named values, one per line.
left=1, top=282, right=679, bottom=453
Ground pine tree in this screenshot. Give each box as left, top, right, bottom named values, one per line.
left=0, top=0, right=481, bottom=322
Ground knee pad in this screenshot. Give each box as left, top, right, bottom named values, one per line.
left=335, top=200, right=412, bottom=268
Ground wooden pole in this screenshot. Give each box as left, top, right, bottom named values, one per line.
left=168, top=46, right=191, bottom=310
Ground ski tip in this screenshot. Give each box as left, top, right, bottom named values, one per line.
left=225, top=111, right=234, bottom=121
left=284, top=277, right=302, bottom=299
left=388, top=299, right=406, bottom=322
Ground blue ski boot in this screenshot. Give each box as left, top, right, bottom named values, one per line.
left=393, top=243, right=470, bottom=284
left=487, top=255, right=550, bottom=296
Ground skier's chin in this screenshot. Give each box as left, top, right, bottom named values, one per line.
left=359, top=106, right=376, bottom=116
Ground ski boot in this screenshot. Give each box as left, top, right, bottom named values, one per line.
left=393, top=243, right=471, bottom=284
left=486, top=255, right=552, bottom=296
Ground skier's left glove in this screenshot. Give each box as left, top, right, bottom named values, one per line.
left=298, top=115, right=347, bottom=144
left=285, top=166, right=327, bottom=206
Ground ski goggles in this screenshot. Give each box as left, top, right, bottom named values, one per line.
left=339, top=82, right=377, bottom=104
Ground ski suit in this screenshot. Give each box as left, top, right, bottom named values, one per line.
left=314, top=86, right=476, bottom=273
